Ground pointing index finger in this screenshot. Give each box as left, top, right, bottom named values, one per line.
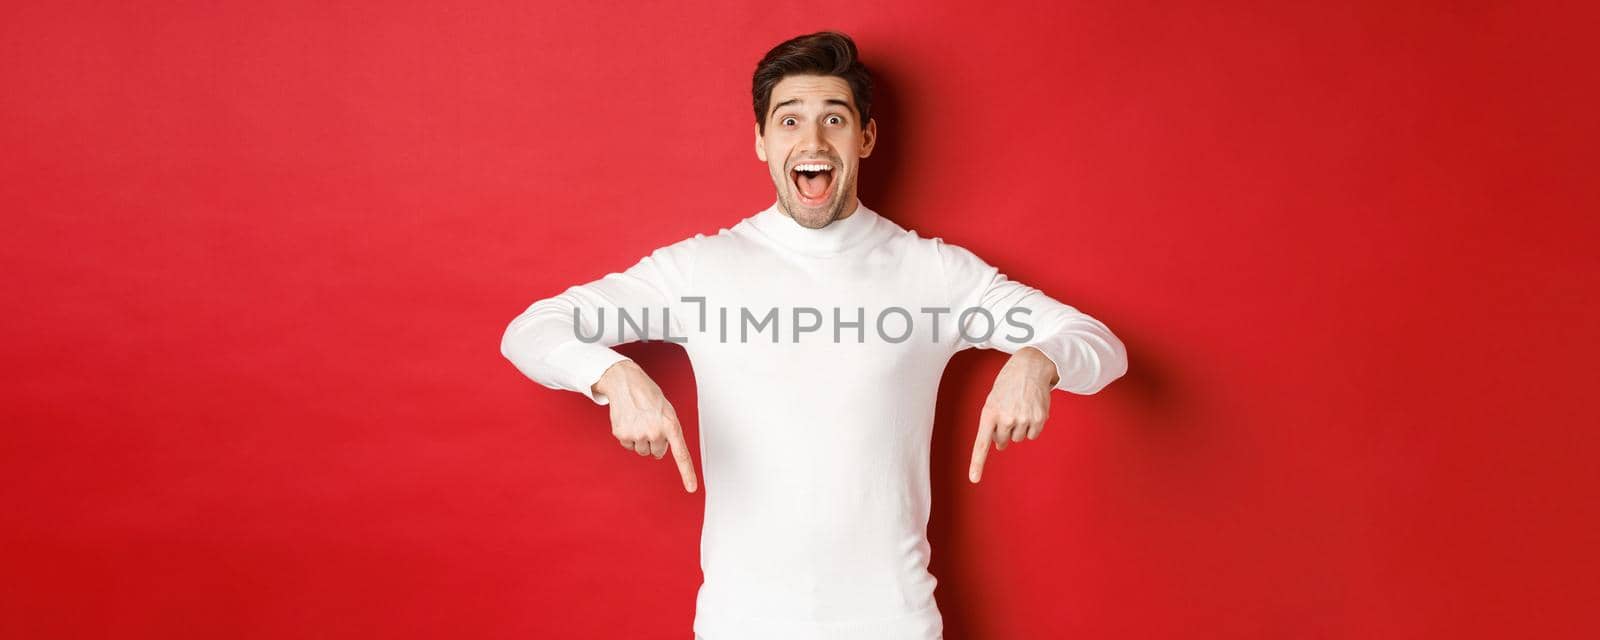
left=665, top=418, right=698, bottom=493
left=970, top=410, right=996, bottom=483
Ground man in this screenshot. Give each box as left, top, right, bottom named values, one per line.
left=500, top=31, right=1128, bottom=640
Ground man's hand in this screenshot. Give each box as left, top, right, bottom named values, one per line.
left=592, top=359, right=699, bottom=493
left=970, top=346, right=1059, bottom=483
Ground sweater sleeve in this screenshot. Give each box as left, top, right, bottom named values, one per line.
left=937, top=238, right=1128, bottom=395
left=499, top=235, right=701, bottom=405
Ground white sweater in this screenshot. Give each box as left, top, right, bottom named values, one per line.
left=500, top=200, right=1128, bottom=639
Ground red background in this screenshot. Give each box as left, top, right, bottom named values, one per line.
left=4, top=2, right=1596, bottom=638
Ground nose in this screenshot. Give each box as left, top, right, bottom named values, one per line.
left=799, top=122, right=828, bottom=154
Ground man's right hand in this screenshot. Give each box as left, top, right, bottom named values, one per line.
left=591, top=359, right=699, bottom=493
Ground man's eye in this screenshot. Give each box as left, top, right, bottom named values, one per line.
left=827, top=115, right=843, bottom=125
left=782, top=117, right=797, bottom=126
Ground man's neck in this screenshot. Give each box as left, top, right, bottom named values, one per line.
left=753, top=197, right=880, bottom=256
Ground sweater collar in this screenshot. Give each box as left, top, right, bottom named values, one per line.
left=749, top=198, right=883, bottom=256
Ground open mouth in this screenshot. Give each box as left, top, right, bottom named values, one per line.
left=790, top=162, right=836, bottom=207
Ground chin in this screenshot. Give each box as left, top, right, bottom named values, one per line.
left=790, top=206, right=832, bottom=228
left=783, top=197, right=840, bottom=228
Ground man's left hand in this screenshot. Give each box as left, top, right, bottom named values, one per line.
left=969, top=346, right=1058, bottom=483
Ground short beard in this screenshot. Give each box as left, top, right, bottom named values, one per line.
left=773, top=166, right=854, bottom=229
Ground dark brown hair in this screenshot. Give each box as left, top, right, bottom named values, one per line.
left=752, top=31, right=874, bottom=135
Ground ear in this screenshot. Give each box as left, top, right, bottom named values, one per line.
left=859, top=118, right=878, bottom=158
left=754, top=122, right=767, bottom=163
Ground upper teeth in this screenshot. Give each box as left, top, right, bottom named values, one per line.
left=795, top=164, right=832, bottom=172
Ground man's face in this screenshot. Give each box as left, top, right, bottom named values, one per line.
left=755, top=74, right=877, bottom=229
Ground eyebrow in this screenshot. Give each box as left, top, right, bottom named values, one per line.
left=771, top=97, right=855, bottom=118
